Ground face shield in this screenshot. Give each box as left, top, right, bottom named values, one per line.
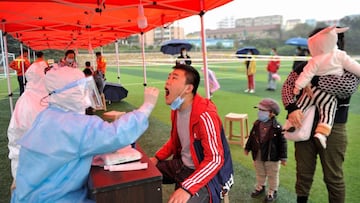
left=50, top=76, right=104, bottom=109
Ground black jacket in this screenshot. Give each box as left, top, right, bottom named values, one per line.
left=245, top=118, right=287, bottom=161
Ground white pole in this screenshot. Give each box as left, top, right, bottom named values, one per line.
left=3, top=32, right=14, bottom=114
left=199, top=12, right=210, bottom=99
left=0, top=30, right=5, bottom=77
left=115, top=40, right=121, bottom=84
left=140, top=33, right=147, bottom=86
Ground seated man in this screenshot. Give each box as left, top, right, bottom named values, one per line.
left=150, top=64, right=233, bottom=203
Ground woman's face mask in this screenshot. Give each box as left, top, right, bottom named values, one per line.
left=66, top=58, right=74, bottom=64
left=257, top=110, right=270, bottom=122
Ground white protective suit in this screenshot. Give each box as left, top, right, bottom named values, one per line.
left=11, top=66, right=158, bottom=203
left=7, top=60, right=48, bottom=179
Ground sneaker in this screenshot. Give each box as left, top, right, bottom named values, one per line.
left=251, top=186, right=265, bottom=198
left=315, top=133, right=327, bottom=149
left=265, top=191, right=277, bottom=202
left=244, top=89, right=250, bottom=93
left=249, top=89, right=255, bottom=93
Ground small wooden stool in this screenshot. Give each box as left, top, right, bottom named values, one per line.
left=103, top=111, right=126, bottom=122
left=224, top=113, right=249, bottom=147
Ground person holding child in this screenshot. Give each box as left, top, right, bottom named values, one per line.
left=244, top=98, right=287, bottom=202
left=293, top=26, right=360, bottom=149
left=282, top=26, right=360, bottom=203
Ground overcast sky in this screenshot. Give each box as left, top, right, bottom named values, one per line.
left=178, top=0, right=360, bottom=34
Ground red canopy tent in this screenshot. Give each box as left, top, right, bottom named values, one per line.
left=0, top=0, right=232, bottom=50
left=0, top=0, right=233, bottom=113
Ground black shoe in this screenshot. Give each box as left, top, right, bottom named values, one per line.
left=265, top=191, right=277, bottom=202
left=251, top=186, right=265, bottom=198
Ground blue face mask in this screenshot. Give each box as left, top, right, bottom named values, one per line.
left=258, top=110, right=270, bottom=122
left=66, top=58, right=74, bottom=64
left=170, top=87, right=187, bottom=110
left=170, top=96, right=185, bottom=110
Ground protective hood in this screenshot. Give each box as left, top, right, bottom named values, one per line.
left=45, top=66, right=87, bottom=114
left=25, top=61, right=48, bottom=94
left=308, top=26, right=349, bottom=57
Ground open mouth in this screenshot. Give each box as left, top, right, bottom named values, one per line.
left=165, top=88, right=169, bottom=96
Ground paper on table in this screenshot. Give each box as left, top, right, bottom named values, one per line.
left=91, top=145, right=142, bottom=166
left=104, top=161, right=148, bottom=171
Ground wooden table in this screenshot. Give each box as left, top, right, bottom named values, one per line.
left=89, top=147, right=163, bottom=203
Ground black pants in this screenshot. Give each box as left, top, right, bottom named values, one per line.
left=156, top=159, right=210, bottom=203
left=17, top=76, right=26, bottom=96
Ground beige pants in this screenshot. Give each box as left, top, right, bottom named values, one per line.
left=254, top=157, right=280, bottom=192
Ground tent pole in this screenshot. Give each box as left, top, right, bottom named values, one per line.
left=140, top=32, right=147, bottom=87
left=32, top=50, right=35, bottom=62
left=115, top=40, right=121, bottom=84
left=0, top=30, right=5, bottom=76
left=199, top=12, right=210, bottom=99
left=2, top=32, right=14, bottom=114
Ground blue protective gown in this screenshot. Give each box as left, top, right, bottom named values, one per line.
left=11, top=105, right=149, bottom=203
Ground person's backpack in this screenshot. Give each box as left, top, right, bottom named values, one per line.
left=193, top=127, right=234, bottom=203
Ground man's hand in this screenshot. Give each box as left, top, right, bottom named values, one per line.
left=244, top=150, right=249, bottom=156
left=149, top=157, right=158, bottom=165
left=288, top=109, right=304, bottom=129
left=168, top=188, right=191, bottom=203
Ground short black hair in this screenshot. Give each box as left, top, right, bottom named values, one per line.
left=95, top=51, right=101, bottom=56
left=20, top=50, right=28, bottom=55
left=65, top=49, right=75, bottom=57
left=83, top=68, right=92, bottom=76
left=36, top=51, right=44, bottom=58
left=172, top=64, right=200, bottom=95
left=85, top=61, right=91, bottom=66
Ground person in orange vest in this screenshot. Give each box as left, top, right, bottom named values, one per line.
left=9, top=50, right=31, bottom=95
left=96, top=51, right=107, bottom=79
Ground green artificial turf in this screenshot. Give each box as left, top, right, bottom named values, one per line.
left=0, top=60, right=359, bottom=203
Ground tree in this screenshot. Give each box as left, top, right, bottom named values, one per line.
left=340, top=16, right=360, bottom=54
left=282, top=23, right=314, bottom=40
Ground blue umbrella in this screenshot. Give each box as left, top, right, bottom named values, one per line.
left=285, top=37, right=308, bottom=47
left=160, top=39, right=193, bottom=55
left=235, top=47, right=259, bottom=58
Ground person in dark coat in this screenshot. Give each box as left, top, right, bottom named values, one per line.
left=244, top=98, right=287, bottom=202
left=176, top=47, right=192, bottom=65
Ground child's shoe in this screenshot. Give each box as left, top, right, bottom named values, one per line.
left=265, top=190, right=277, bottom=202
left=314, top=133, right=327, bottom=149
left=251, top=185, right=265, bottom=198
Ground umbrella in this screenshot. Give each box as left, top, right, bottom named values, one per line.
left=285, top=37, right=308, bottom=47
left=160, top=39, right=193, bottom=55
left=235, top=47, right=260, bottom=58
left=103, top=82, right=128, bottom=103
